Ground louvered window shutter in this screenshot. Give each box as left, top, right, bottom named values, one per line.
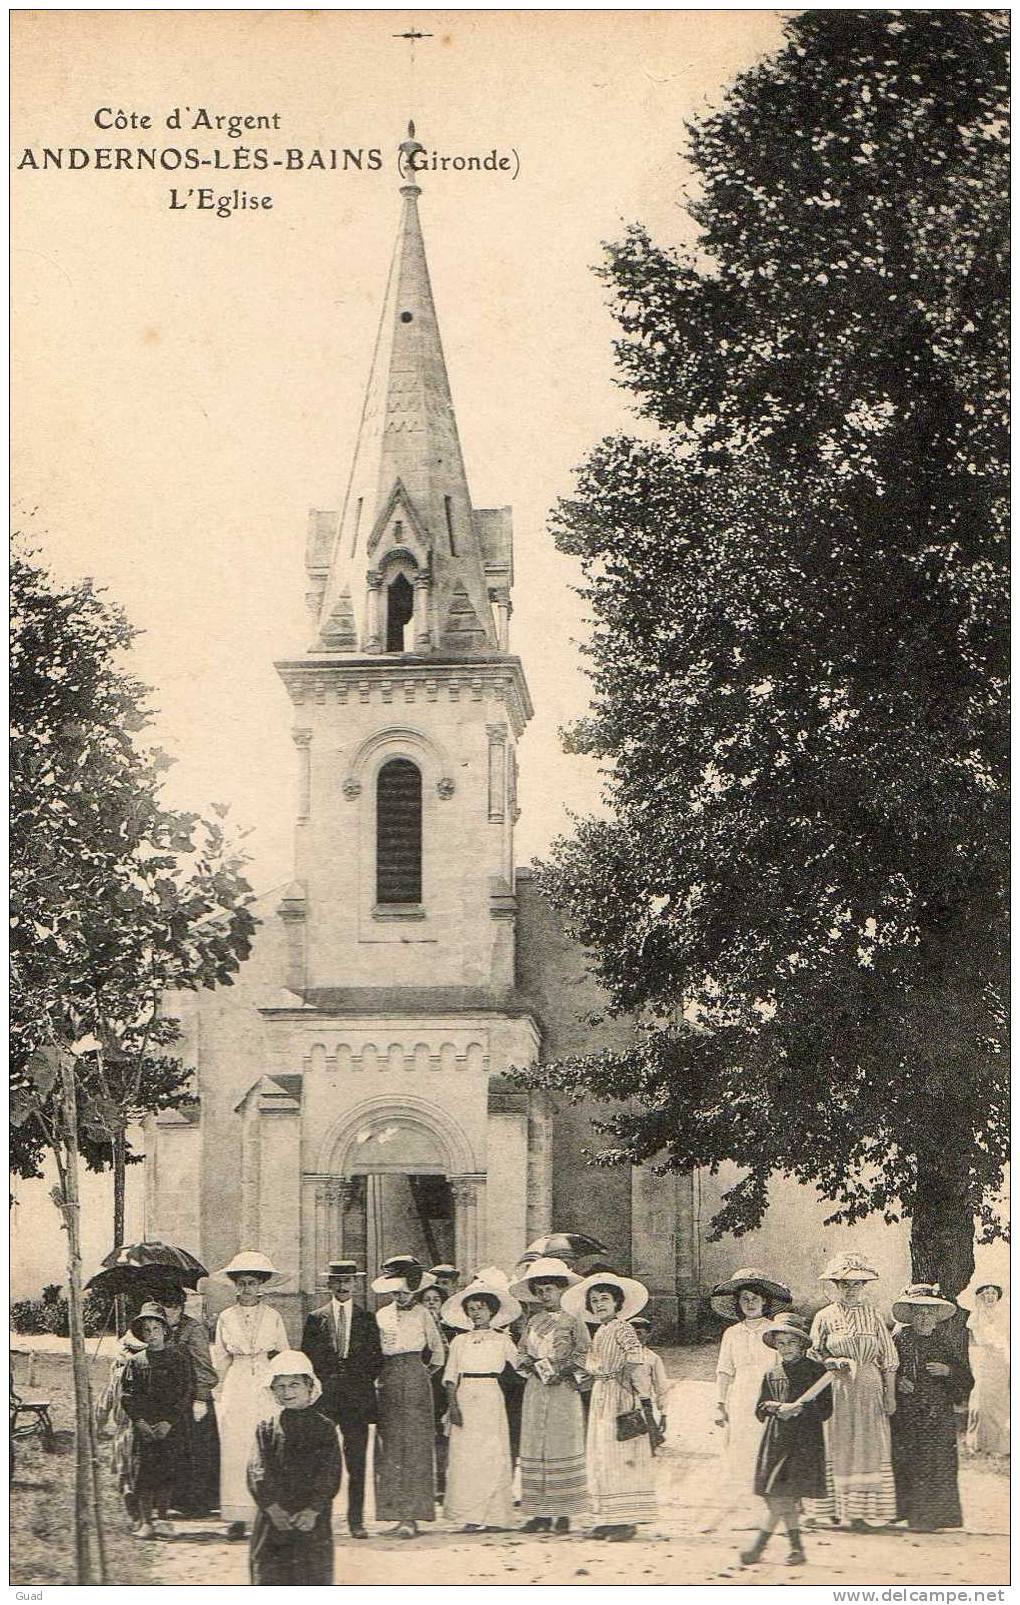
left=376, top=758, right=423, bottom=903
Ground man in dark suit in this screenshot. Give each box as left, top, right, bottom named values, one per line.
left=301, top=1259, right=382, bottom=1539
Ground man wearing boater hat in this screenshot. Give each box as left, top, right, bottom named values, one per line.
left=301, top=1260, right=382, bottom=1539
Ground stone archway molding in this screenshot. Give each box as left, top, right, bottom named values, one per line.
left=315, top=1093, right=477, bottom=1179
left=346, top=725, right=451, bottom=787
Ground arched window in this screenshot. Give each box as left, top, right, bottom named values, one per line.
left=376, top=758, right=422, bottom=904
left=386, top=572, right=414, bottom=652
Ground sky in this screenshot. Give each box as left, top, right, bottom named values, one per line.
left=12, top=9, right=790, bottom=897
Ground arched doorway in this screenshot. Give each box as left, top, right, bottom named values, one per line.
left=310, top=1099, right=484, bottom=1297
left=344, top=1118, right=454, bottom=1288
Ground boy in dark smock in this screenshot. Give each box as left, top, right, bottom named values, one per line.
left=248, top=1351, right=343, bottom=1585
left=741, top=1312, right=833, bottom=1568
left=891, top=1285, right=973, bottom=1531
left=119, top=1302, right=193, bottom=1538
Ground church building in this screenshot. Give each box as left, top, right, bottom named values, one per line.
left=144, top=129, right=910, bottom=1340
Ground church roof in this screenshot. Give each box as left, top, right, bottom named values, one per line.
left=313, top=125, right=499, bottom=654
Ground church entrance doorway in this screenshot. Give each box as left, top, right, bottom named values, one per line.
left=341, top=1174, right=455, bottom=1291
left=340, top=1113, right=456, bottom=1291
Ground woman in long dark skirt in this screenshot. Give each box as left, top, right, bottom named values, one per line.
left=160, top=1287, right=221, bottom=1516
left=372, top=1263, right=445, bottom=1538
left=891, top=1285, right=973, bottom=1532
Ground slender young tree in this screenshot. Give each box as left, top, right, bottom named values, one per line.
left=523, top=11, right=1008, bottom=1294
left=10, top=545, right=257, bottom=1579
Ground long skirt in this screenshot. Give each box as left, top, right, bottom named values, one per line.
left=806, top=1368, right=896, bottom=1527
left=968, top=1345, right=1009, bottom=1457
left=586, top=1376, right=657, bottom=1525
left=444, top=1377, right=514, bottom=1529
left=217, top=1355, right=273, bottom=1525
left=519, top=1376, right=587, bottom=1516
left=375, top=1353, right=436, bottom=1522
left=172, top=1407, right=221, bottom=1516
left=892, top=1403, right=963, bottom=1531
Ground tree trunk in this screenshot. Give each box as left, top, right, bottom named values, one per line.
left=56, top=1052, right=107, bottom=1586
left=113, top=1128, right=127, bottom=1335
left=909, top=1161, right=975, bottom=1299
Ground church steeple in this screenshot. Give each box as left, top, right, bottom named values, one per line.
left=309, top=123, right=507, bottom=658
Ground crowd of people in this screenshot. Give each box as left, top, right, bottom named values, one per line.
left=710, top=1254, right=1008, bottom=1569
left=95, top=1244, right=1008, bottom=1584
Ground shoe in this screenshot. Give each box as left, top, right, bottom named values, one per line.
left=396, top=1521, right=418, bottom=1539
left=740, top=1541, right=768, bottom=1567
left=606, top=1525, right=636, bottom=1543
left=553, top=1517, right=570, bottom=1534
left=350, top=1525, right=368, bottom=1539
left=590, top=1526, right=612, bottom=1540
left=522, top=1516, right=552, bottom=1533
left=153, top=1519, right=176, bottom=1536
left=787, top=1549, right=806, bottom=1566
left=133, top=1522, right=156, bottom=1541
left=225, top=1520, right=247, bottom=1540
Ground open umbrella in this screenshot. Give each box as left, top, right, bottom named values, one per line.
left=516, top=1233, right=611, bottom=1277
left=85, top=1241, right=208, bottom=1300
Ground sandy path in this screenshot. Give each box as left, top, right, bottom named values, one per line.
left=153, top=1379, right=1008, bottom=1587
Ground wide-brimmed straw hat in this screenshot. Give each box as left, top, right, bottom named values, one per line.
left=820, top=1252, right=878, bottom=1285
left=430, top=1263, right=459, bottom=1279
left=891, top=1284, right=956, bottom=1326
left=710, top=1267, right=793, bottom=1322
left=442, top=1278, right=522, bottom=1332
left=380, top=1253, right=423, bottom=1275
left=562, top=1272, right=648, bottom=1323
left=371, top=1263, right=437, bottom=1296
left=129, top=1301, right=172, bottom=1340
left=762, top=1311, right=813, bottom=1350
left=509, top=1256, right=581, bottom=1300
left=264, top=1349, right=322, bottom=1408
left=211, top=1250, right=286, bottom=1288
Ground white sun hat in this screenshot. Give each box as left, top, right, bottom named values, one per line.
left=820, top=1252, right=879, bottom=1284
left=891, top=1284, right=956, bottom=1326
left=442, top=1278, right=523, bottom=1332
left=263, top=1349, right=322, bottom=1408
left=371, top=1266, right=438, bottom=1296
left=211, top=1250, right=286, bottom=1288
left=561, top=1271, right=648, bottom=1323
left=508, top=1257, right=581, bottom=1300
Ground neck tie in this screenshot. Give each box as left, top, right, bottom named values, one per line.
left=335, top=1301, right=346, bottom=1358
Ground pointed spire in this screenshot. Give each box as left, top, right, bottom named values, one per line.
left=314, top=123, right=499, bottom=655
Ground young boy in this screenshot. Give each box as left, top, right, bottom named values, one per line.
left=741, top=1311, right=833, bottom=1568
left=629, top=1313, right=671, bottom=1444
left=248, top=1351, right=343, bottom=1585
left=119, top=1302, right=193, bottom=1538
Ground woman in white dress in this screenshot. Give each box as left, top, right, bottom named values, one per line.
left=967, top=1283, right=1009, bottom=1458
left=441, top=1277, right=522, bottom=1531
left=562, top=1271, right=657, bottom=1541
left=712, top=1268, right=792, bottom=1513
left=210, top=1250, right=289, bottom=1538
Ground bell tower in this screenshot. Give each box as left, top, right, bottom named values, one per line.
left=267, top=125, right=545, bottom=1294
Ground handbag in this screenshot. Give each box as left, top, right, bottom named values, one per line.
left=616, top=1405, right=650, bottom=1442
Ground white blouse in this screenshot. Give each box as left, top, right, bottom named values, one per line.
left=376, top=1300, right=444, bottom=1364
left=443, top=1328, right=517, bottom=1384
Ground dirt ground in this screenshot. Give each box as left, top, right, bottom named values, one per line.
left=10, top=1342, right=1009, bottom=1588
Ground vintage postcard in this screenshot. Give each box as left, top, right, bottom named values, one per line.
left=11, top=8, right=1008, bottom=1592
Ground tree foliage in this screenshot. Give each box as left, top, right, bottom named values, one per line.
left=10, top=545, right=258, bottom=1187
left=523, top=11, right=1008, bottom=1292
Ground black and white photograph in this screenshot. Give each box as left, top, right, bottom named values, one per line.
left=10, top=8, right=1009, bottom=1590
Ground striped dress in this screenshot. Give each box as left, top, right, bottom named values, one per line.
left=584, top=1317, right=657, bottom=1525
left=516, top=1309, right=589, bottom=1515
left=806, top=1299, right=898, bottom=1526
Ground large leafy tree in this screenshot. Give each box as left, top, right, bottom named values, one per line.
left=525, top=12, right=1008, bottom=1295
left=10, top=546, right=258, bottom=1249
